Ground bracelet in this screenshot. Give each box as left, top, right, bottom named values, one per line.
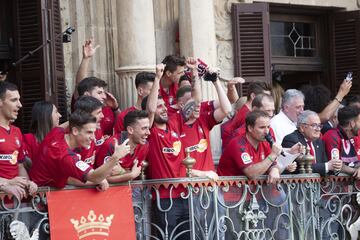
left=334, top=97, right=342, bottom=103
left=267, top=155, right=275, bottom=162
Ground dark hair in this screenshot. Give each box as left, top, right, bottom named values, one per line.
left=246, top=81, right=272, bottom=100
left=77, top=77, right=107, bottom=96
left=74, top=96, right=103, bottom=113
left=176, top=86, right=192, bottom=100
left=29, top=101, right=55, bottom=142
left=300, top=84, right=331, bottom=113
left=69, top=109, right=97, bottom=130
left=245, top=110, right=269, bottom=131
left=338, top=106, right=360, bottom=127
left=135, top=72, right=155, bottom=89
left=179, top=74, right=191, bottom=86
left=162, top=55, right=186, bottom=73
left=347, top=95, right=360, bottom=107
left=141, top=95, right=163, bottom=111
left=252, top=93, right=274, bottom=109
left=124, top=110, right=149, bottom=129
left=0, top=81, right=18, bottom=99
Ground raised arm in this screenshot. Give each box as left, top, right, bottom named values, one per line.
left=213, top=78, right=232, bottom=122
left=74, top=39, right=100, bottom=98
left=146, top=64, right=164, bottom=127
left=318, top=79, right=351, bottom=123
left=226, top=77, right=245, bottom=104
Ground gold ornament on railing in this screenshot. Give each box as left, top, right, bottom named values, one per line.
left=298, top=145, right=306, bottom=174
left=140, top=160, right=149, bottom=180
left=182, top=148, right=196, bottom=177
left=304, top=146, right=314, bottom=174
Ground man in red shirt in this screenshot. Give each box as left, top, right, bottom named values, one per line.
left=180, top=58, right=231, bottom=180
left=113, top=72, right=155, bottom=135
left=144, top=63, right=190, bottom=239
left=30, top=110, right=130, bottom=189
left=0, top=81, right=37, bottom=199
left=322, top=106, right=360, bottom=177
left=221, top=81, right=271, bottom=148
left=72, top=95, right=105, bottom=166
left=160, top=55, right=186, bottom=107
left=218, top=110, right=282, bottom=181
left=72, top=39, right=119, bottom=136
left=95, top=110, right=150, bottom=182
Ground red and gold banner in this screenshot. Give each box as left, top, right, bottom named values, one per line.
left=47, top=186, right=136, bottom=240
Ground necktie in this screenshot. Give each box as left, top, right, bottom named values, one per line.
left=306, top=140, right=316, bottom=163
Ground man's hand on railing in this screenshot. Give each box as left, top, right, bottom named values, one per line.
left=96, top=179, right=109, bottom=192
left=286, top=162, right=297, bottom=173
left=192, top=170, right=219, bottom=181
left=1, top=183, right=27, bottom=200
left=27, top=180, right=38, bottom=196
left=353, top=167, right=360, bottom=179
left=267, top=167, right=280, bottom=184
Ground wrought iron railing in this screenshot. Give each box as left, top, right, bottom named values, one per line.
left=1, top=175, right=360, bottom=240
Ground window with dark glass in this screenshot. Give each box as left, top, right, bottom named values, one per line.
left=270, top=21, right=316, bottom=57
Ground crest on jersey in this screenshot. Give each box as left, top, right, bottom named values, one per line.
left=241, top=152, right=252, bottom=164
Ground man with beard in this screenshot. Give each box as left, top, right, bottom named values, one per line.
left=95, top=110, right=149, bottom=182
left=0, top=81, right=37, bottom=200
left=322, top=106, right=360, bottom=177
left=143, top=63, right=189, bottom=239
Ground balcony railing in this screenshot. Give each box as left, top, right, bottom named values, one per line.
left=1, top=174, right=360, bottom=240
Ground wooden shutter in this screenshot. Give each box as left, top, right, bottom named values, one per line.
left=329, top=10, right=360, bottom=96
left=13, top=0, right=45, bottom=130
left=13, top=0, right=66, bottom=131
left=231, top=2, right=271, bottom=96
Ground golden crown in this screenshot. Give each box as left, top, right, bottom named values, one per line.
left=70, top=210, right=114, bottom=239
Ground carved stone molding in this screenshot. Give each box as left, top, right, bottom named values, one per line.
left=214, top=0, right=240, bottom=79
left=114, top=65, right=155, bottom=110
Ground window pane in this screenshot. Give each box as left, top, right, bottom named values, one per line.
left=270, top=21, right=316, bottom=57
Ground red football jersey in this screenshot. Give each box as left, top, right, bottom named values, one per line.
left=23, top=133, right=39, bottom=163
left=230, top=104, right=250, bottom=131
left=74, top=128, right=104, bottom=167
left=147, top=116, right=185, bottom=198
left=113, top=106, right=138, bottom=135
left=29, top=127, right=92, bottom=188
left=322, top=126, right=359, bottom=165
left=101, top=106, right=115, bottom=136
left=181, top=111, right=219, bottom=172
left=0, top=125, right=26, bottom=179
left=159, top=81, right=178, bottom=107
left=94, top=134, right=149, bottom=170
left=217, top=134, right=272, bottom=176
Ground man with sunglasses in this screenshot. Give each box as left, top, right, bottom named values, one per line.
left=282, top=110, right=342, bottom=175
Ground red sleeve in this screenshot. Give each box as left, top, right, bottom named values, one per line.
left=202, top=110, right=219, bottom=131
left=322, top=130, right=341, bottom=160
left=200, top=100, right=214, bottom=113
left=62, top=152, right=92, bottom=183
left=94, top=136, right=115, bottom=168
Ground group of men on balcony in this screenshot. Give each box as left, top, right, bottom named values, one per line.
left=0, top=38, right=360, bottom=238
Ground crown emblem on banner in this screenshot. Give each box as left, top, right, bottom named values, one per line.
left=70, top=210, right=114, bottom=239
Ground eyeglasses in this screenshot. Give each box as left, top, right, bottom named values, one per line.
left=302, top=123, right=323, bottom=130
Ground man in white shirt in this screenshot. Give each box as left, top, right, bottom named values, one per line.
left=270, top=89, right=304, bottom=144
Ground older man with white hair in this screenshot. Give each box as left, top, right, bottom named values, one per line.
left=270, top=89, right=304, bottom=144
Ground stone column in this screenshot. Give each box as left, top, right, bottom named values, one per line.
left=179, top=0, right=222, bottom=161
left=115, top=0, right=157, bottom=110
